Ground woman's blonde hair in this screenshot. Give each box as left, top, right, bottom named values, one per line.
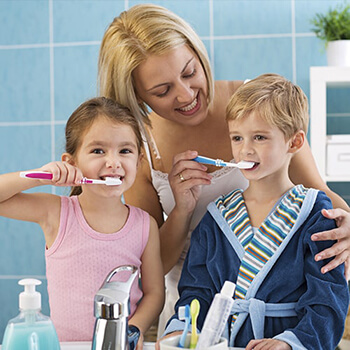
left=98, top=3, right=214, bottom=127
left=226, top=73, right=309, bottom=139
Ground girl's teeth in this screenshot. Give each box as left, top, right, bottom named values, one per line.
left=179, top=98, right=197, bottom=112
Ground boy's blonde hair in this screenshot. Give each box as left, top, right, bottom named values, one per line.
left=98, top=3, right=214, bottom=127
left=226, top=74, right=309, bottom=139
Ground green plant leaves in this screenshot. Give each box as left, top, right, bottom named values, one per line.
left=311, top=3, right=350, bottom=45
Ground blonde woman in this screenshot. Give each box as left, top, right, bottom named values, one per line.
left=98, top=3, right=350, bottom=335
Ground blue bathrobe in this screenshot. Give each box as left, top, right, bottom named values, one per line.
left=165, top=186, right=349, bottom=349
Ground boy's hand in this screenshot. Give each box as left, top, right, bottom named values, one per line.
left=245, top=338, right=292, bottom=350
left=155, top=331, right=183, bottom=350
left=40, top=161, right=83, bottom=186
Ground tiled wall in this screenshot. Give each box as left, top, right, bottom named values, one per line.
left=0, top=0, right=349, bottom=340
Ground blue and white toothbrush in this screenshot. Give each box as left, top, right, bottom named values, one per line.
left=194, top=155, right=254, bottom=169
left=178, top=304, right=191, bottom=348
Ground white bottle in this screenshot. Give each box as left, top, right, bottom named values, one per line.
left=195, top=281, right=235, bottom=349
left=2, top=279, right=60, bottom=350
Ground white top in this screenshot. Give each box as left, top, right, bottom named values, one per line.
left=143, top=132, right=248, bottom=335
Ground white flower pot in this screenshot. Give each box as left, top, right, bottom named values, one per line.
left=326, top=40, right=350, bottom=66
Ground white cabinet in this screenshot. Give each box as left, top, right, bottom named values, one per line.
left=310, top=66, right=350, bottom=182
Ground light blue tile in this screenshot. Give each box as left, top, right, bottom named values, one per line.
left=0, top=1, right=49, bottom=45
left=295, top=36, right=326, bottom=99
left=0, top=48, right=51, bottom=122
left=130, top=0, right=210, bottom=37
left=54, top=122, right=72, bottom=196
left=327, top=116, right=350, bottom=135
left=53, top=0, right=125, bottom=43
left=0, top=125, right=52, bottom=173
left=213, top=0, right=291, bottom=36
left=0, top=218, right=46, bottom=276
left=0, top=278, right=49, bottom=341
left=213, top=37, right=293, bottom=81
left=55, top=123, right=66, bottom=159
left=295, top=0, right=346, bottom=34
left=54, top=45, right=100, bottom=120
left=327, top=88, right=350, bottom=115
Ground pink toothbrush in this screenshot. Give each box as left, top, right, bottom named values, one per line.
left=20, top=171, right=122, bottom=186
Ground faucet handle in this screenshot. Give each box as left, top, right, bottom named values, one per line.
left=103, top=265, right=138, bottom=294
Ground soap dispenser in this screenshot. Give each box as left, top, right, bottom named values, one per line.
left=2, top=278, right=60, bottom=350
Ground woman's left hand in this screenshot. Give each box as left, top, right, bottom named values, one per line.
left=311, top=208, right=350, bottom=279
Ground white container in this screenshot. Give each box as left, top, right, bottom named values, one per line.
left=326, top=135, right=350, bottom=176
left=195, top=281, right=235, bottom=349
left=159, top=334, right=228, bottom=350
left=327, top=40, right=350, bottom=67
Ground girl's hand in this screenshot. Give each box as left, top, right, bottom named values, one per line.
left=245, top=338, right=291, bottom=350
left=135, top=332, right=144, bottom=350
left=40, top=161, right=83, bottom=187
left=155, top=331, right=183, bottom=350
left=168, top=150, right=212, bottom=216
left=312, top=208, right=350, bottom=279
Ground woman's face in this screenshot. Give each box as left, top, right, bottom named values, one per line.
left=133, top=45, right=209, bottom=126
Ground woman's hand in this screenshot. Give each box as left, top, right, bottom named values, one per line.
left=155, top=331, right=183, bottom=350
left=168, top=150, right=212, bottom=216
left=312, top=208, right=350, bottom=279
left=245, top=338, right=291, bottom=350
left=40, top=161, right=83, bottom=187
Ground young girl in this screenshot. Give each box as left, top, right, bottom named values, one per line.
left=0, top=97, right=164, bottom=347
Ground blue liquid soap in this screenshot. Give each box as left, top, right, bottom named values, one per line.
left=2, top=279, right=60, bottom=350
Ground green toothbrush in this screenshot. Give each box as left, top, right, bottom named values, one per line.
left=190, top=299, right=200, bottom=349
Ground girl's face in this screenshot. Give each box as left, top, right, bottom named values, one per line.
left=133, top=44, right=209, bottom=126
left=72, top=116, right=140, bottom=197
left=228, top=112, right=293, bottom=183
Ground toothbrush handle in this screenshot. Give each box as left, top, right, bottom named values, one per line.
left=20, top=171, right=53, bottom=180
left=193, top=156, right=224, bottom=167
left=80, top=177, right=94, bottom=184
left=193, top=156, right=217, bottom=166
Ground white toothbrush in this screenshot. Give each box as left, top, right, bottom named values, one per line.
left=20, top=171, right=122, bottom=186
left=194, top=155, right=254, bottom=169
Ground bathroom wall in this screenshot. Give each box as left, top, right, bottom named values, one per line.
left=0, top=0, right=349, bottom=340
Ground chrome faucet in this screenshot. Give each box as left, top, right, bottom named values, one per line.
left=91, top=265, right=140, bottom=350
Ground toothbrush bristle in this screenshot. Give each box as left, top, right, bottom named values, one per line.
left=105, top=177, right=122, bottom=185
left=238, top=161, right=255, bottom=169
left=178, top=304, right=190, bottom=320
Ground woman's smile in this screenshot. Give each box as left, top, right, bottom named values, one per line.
left=133, top=45, right=208, bottom=125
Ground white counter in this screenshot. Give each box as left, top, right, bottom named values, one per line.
left=0, top=342, right=243, bottom=349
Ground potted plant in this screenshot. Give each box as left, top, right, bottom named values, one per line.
left=311, top=2, right=350, bottom=66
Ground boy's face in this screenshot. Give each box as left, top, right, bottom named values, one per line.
left=228, top=111, right=293, bottom=182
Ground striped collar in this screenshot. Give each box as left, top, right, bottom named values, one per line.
left=215, top=185, right=308, bottom=326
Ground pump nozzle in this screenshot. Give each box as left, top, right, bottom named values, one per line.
left=18, top=279, right=42, bottom=310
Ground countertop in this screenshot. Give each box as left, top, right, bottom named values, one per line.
left=0, top=342, right=243, bottom=349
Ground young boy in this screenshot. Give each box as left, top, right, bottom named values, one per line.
left=162, top=74, right=349, bottom=349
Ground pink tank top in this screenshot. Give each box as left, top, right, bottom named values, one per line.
left=45, top=196, right=150, bottom=341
